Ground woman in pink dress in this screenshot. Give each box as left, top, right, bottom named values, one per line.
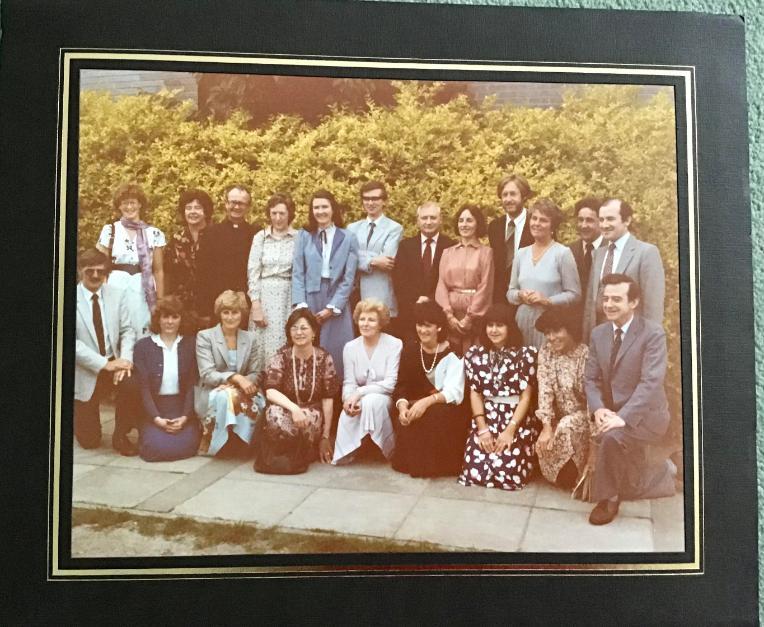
left=435, top=204, right=494, bottom=355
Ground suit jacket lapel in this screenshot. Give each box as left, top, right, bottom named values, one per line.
left=212, top=324, right=228, bottom=368
left=615, top=236, right=638, bottom=273
left=236, top=330, right=248, bottom=372
left=77, top=287, right=100, bottom=348
left=330, top=227, right=345, bottom=260
left=312, top=230, right=322, bottom=256
left=613, top=316, right=642, bottom=371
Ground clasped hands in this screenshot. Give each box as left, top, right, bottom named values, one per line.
left=370, top=255, right=395, bottom=271
left=216, top=373, right=258, bottom=397
left=446, top=312, right=471, bottom=335
left=397, top=396, right=435, bottom=426
left=518, top=289, right=551, bottom=307
left=343, top=393, right=362, bottom=417
left=592, top=408, right=626, bottom=436
left=477, top=424, right=516, bottom=454
left=154, top=415, right=188, bottom=434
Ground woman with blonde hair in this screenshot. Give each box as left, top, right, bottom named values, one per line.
left=332, top=299, right=402, bottom=464
left=196, top=290, right=264, bottom=456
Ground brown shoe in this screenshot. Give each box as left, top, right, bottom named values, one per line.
left=589, top=498, right=619, bottom=525
left=112, top=434, right=138, bottom=457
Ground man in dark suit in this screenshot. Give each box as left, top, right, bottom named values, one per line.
left=392, top=201, right=455, bottom=341
left=584, top=274, right=676, bottom=525
left=568, top=196, right=604, bottom=289
left=195, top=184, right=261, bottom=326
left=487, top=173, right=535, bottom=303
left=582, top=198, right=665, bottom=342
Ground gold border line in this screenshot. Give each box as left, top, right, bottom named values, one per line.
left=52, top=50, right=700, bottom=577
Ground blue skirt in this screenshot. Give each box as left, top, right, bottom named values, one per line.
left=306, top=278, right=354, bottom=382
left=139, top=394, right=201, bottom=462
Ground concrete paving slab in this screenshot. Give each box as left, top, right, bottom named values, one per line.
left=107, top=454, right=213, bottom=474
left=72, top=446, right=117, bottom=466
left=174, top=478, right=313, bottom=526
left=534, top=482, right=651, bottom=518
left=280, top=488, right=418, bottom=537
left=224, top=460, right=336, bottom=487
left=327, top=461, right=431, bottom=495
left=423, top=477, right=538, bottom=507
left=72, top=463, right=99, bottom=480
left=650, top=494, right=685, bottom=552
left=73, top=466, right=186, bottom=508
left=395, top=496, right=531, bottom=552
left=520, top=507, right=654, bottom=552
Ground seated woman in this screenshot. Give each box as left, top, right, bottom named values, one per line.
left=534, top=307, right=591, bottom=491
left=196, top=290, right=264, bottom=457
left=133, top=296, right=200, bottom=462
left=332, top=299, right=402, bottom=464
left=392, top=301, right=468, bottom=478
left=256, top=308, right=340, bottom=474
left=458, top=303, right=539, bottom=490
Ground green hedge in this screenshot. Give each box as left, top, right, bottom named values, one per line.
left=77, top=81, right=682, bottom=437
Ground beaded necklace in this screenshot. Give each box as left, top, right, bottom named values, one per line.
left=292, top=347, right=316, bottom=404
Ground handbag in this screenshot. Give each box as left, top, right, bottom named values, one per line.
left=252, top=414, right=314, bottom=475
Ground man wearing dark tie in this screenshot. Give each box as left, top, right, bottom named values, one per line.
left=568, top=196, right=604, bottom=289
left=582, top=198, right=665, bottom=343
left=487, top=173, right=535, bottom=303
left=584, top=274, right=676, bottom=525
left=75, top=248, right=137, bottom=454
left=392, top=201, right=455, bottom=342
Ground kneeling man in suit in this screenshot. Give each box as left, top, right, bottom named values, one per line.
left=75, top=248, right=137, bottom=455
left=584, top=273, right=676, bottom=525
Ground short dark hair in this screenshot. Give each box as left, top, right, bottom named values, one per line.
left=573, top=196, right=602, bottom=216
left=600, top=198, right=633, bottom=221
left=453, top=204, right=487, bottom=239
left=224, top=184, right=252, bottom=203
left=77, top=247, right=111, bottom=270
left=534, top=306, right=582, bottom=343
left=177, top=188, right=214, bottom=224
left=496, top=173, right=534, bottom=200
left=413, top=301, right=448, bottom=342
left=360, top=180, right=387, bottom=200
left=265, top=193, right=296, bottom=224
left=284, top=307, right=321, bottom=347
left=529, top=197, right=564, bottom=237
left=601, top=272, right=641, bottom=302
left=148, top=295, right=196, bottom=336
left=306, top=189, right=346, bottom=232
left=480, top=303, right=523, bottom=349
left=112, top=182, right=148, bottom=217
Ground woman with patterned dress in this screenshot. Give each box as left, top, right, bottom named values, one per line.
left=257, top=308, right=340, bottom=474
left=458, top=303, right=539, bottom=490
left=435, top=204, right=494, bottom=356
left=507, top=198, right=581, bottom=348
left=533, top=307, right=591, bottom=490
left=165, top=188, right=213, bottom=321
left=392, top=301, right=468, bottom=478
left=247, top=193, right=298, bottom=367
left=96, top=182, right=166, bottom=337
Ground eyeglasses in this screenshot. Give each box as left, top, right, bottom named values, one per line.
left=362, top=196, right=385, bottom=202
left=290, top=325, right=312, bottom=332
left=83, top=267, right=107, bottom=277
left=227, top=200, right=250, bottom=207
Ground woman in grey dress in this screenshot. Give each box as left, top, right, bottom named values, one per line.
left=507, top=198, right=581, bottom=348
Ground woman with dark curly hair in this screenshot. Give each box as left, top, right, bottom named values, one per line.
left=165, top=188, right=214, bottom=318
left=458, top=303, right=539, bottom=491
left=96, top=182, right=166, bottom=336
left=133, top=296, right=200, bottom=462
left=435, top=204, right=494, bottom=356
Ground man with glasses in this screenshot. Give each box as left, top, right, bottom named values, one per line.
left=195, top=184, right=261, bottom=325
left=347, top=180, right=403, bottom=332
left=75, top=248, right=137, bottom=454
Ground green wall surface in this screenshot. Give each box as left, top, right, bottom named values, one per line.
left=389, top=0, right=764, bottom=610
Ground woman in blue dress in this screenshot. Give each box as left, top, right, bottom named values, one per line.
left=292, top=189, right=359, bottom=381
left=133, top=295, right=200, bottom=461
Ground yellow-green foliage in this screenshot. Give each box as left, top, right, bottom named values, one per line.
left=77, top=81, right=682, bottom=430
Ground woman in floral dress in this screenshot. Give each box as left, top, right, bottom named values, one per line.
left=247, top=193, right=298, bottom=366
left=458, top=303, right=539, bottom=490
left=533, top=307, right=591, bottom=491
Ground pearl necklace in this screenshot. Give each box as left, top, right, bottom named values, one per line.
left=420, top=343, right=440, bottom=374
left=292, top=347, right=316, bottom=405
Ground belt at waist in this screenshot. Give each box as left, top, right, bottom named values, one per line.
left=112, top=263, right=141, bottom=275
left=485, top=394, right=520, bottom=405
left=453, top=288, right=477, bottom=294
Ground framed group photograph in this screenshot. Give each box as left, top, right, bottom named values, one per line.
left=1, top=0, right=757, bottom=623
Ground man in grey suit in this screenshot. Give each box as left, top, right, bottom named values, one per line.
left=584, top=274, right=676, bottom=525
left=347, top=180, right=403, bottom=326
left=582, top=198, right=665, bottom=343
left=75, top=248, right=137, bottom=454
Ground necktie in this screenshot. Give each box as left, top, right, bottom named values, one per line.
left=320, top=229, right=327, bottom=251
left=366, top=222, right=376, bottom=247
left=92, top=293, right=106, bottom=356
left=504, top=219, right=516, bottom=271
left=583, top=242, right=593, bottom=281
left=422, top=237, right=434, bottom=273
left=609, top=327, right=622, bottom=371
left=602, top=242, right=616, bottom=279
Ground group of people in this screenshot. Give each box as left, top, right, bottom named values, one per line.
left=74, top=174, right=680, bottom=526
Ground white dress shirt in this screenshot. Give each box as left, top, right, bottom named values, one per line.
left=318, top=223, right=336, bottom=279
left=505, top=208, right=527, bottom=252
left=600, top=232, right=631, bottom=279
left=78, top=282, right=114, bottom=358
left=420, top=232, right=440, bottom=257
left=150, top=334, right=182, bottom=395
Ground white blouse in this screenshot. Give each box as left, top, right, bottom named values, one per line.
left=98, top=221, right=166, bottom=264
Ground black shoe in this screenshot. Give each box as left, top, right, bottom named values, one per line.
left=112, top=434, right=138, bottom=456
left=589, top=498, right=620, bottom=525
